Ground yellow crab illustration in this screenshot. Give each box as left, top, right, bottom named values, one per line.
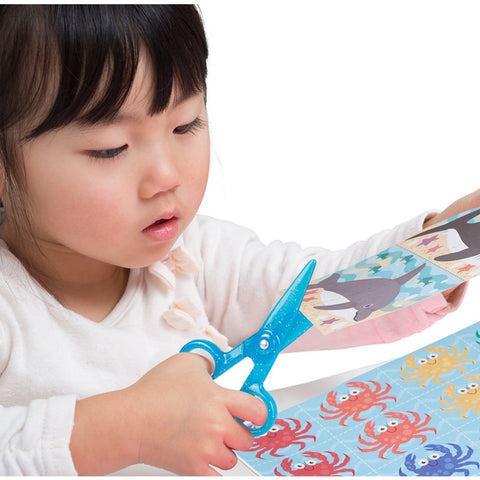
left=440, top=375, right=480, bottom=418
left=399, top=345, right=474, bottom=387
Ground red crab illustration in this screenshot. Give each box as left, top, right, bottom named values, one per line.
left=320, top=380, right=396, bottom=425
left=247, top=418, right=316, bottom=459
left=358, top=411, right=436, bottom=459
left=274, top=451, right=355, bottom=476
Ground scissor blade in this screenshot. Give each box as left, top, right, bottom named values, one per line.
left=280, top=311, right=314, bottom=350
left=261, top=259, right=316, bottom=349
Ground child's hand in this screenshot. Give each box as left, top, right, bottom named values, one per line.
left=126, top=352, right=267, bottom=475
left=71, top=352, right=267, bottom=476
left=424, top=189, right=480, bottom=228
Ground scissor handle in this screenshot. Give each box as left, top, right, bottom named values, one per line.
left=180, top=339, right=277, bottom=437
left=240, top=378, right=277, bottom=437
left=180, top=339, right=230, bottom=378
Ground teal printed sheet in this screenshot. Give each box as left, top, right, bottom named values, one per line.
left=237, top=320, right=480, bottom=476
left=302, top=207, right=480, bottom=335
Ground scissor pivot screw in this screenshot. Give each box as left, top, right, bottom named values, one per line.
left=259, top=339, right=269, bottom=350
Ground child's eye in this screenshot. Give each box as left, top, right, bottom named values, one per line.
left=88, top=145, right=128, bottom=160
left=173, top=117, right=206, bottom=135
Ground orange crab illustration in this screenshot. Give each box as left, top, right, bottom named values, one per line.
left=440, top=375, right=480, bottom=418
left=274, top=451, right=355, bottom=476
left=358, top=411, right=436, bottom=459
left=247, top=418, right=316, bottom=459
left=320, top=380, right=396, bottom=425
left=399, top=345, right=474, bottom=387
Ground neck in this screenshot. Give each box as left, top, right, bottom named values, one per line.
left=1, top=227, right=129, bottom=322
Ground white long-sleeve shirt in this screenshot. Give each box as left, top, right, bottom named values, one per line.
left=0, top=214, right=459, bottom=475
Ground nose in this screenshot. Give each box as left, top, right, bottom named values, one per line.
left=138, top=145, right=180, bottom=199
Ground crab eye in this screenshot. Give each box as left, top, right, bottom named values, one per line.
left=428, top=353, right=438, bottom=359
left=378, top=425, right=387, bottom=432
left=418, top=458, right=428, bottom=466
left=269, top=426, right=279, bottom=432
left=388, top=420, right=399, bottom=427
left=458, top=387, right=468, bottom=394
left=295, top=463, right=305, bottom=469
left=468, top=382, right=478, bottom=389
left=429, top=453, right=440, bottom=460
left=349, top=389, right=360, bottom=395
left=340, top=394, right=349, bottom=402
left=418, top=358, right=428, bottom=364
left=305, top=460, right=316, bottom=466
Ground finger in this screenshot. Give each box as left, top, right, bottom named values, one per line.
left=192, top=411, right=242, bottom=472
left=224, top=417, right=255, bottom=451
left=192, top=464, right=222, bottom=476
left=179, top=455, right=223, bottom=476
left=443, top=282, right=468, bottom=306
left=210, top=446, right=238, bottom=471
left=225, top=389, right=269, bottom=427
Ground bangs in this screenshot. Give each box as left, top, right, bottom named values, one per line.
left=6, top=5, right=208, bottom=139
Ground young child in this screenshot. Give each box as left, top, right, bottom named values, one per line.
left=0, top=5, right=475, bottom=476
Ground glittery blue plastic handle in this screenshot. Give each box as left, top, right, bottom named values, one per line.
left=237, top=362, right=278, bottom=436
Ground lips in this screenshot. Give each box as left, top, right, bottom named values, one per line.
left=150, top=218, right=168, bottom=227
left=142, top=214, right=179, bottom=242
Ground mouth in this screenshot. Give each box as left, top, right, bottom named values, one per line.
left=142, top=213, right=179, bottom=242
left=150, top=218, right=170, bottom=227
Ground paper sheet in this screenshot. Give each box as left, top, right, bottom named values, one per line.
left=237, top=319, right=480, bottom=476
left=302, top=207, right=480, bottom=335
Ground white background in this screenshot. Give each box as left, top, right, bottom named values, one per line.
left=197, top=1, right=480, bottom=389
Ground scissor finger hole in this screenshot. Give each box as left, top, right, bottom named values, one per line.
left=214, top=357, right=255, bottom=389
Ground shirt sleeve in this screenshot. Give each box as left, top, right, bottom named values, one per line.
left=287, top=284, right=466, bottom=351
left=0, top=395, right=77, bottom=475
left=188, top=213, right=464, bottom=349
left=0, top=321, right=77, bottom=475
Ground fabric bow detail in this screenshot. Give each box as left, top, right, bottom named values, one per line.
left=148, top=245, right=200, bottom=290
left=162, top=298, right=230, bottom=350
left=162, top=297, right=202, bottom=330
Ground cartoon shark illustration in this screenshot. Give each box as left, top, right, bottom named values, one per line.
left=308, top=263, right=426, bottom=322
left=408, top=208, right=480, bottom=262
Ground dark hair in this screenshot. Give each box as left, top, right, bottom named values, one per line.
left=0, top=4, right=208, bottom=247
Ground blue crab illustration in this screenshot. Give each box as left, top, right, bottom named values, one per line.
left=399, top=443, right=479, bottom=476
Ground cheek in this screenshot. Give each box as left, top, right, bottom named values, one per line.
left=69, top=183, right=134, bottom=234
left=30, top=171, right=131, bottom=243
left=184, top=136, right=210, bottom=204
left=191, top=157, right=210, bottom=200
left=67, top=193, right=128, bottom=233
left=56, top=190, right=138, bottom=261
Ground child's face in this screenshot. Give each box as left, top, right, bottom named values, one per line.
left=19, top=61, right=210, bottom=268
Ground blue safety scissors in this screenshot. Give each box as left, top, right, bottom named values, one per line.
left=180, top=259, right=316, bottom=437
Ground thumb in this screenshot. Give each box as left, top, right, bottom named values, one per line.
left=226, top=389, right=269, bottom=427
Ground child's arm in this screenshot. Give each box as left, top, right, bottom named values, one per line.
left=189, top=212, right=436, bottom=345
left=0, top=353, right=266, bottom=475
left=70, top=352, right=267, bottom=476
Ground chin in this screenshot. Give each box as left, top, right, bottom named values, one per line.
left=124, top=244, right=177, bottom=269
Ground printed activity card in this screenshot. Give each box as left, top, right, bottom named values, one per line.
left=237, top=319, right=480, bottom=476
left=302, top=207, right=480, bottom=335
